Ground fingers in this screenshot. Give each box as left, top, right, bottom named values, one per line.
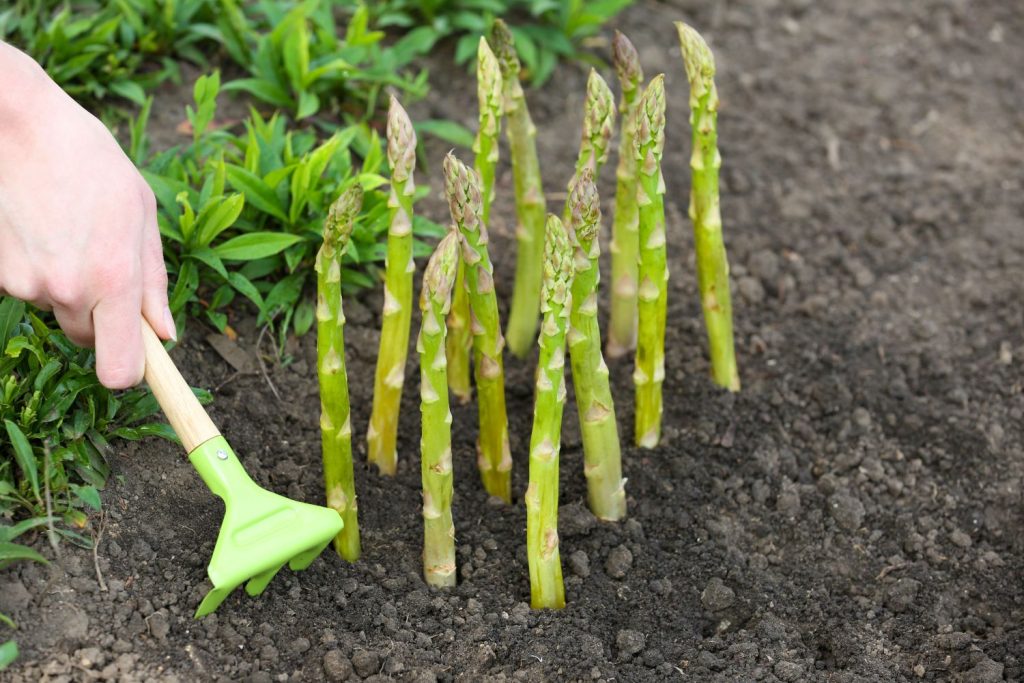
left=52, top=304, right=94, bottom=347
left=92, top=275, right=144, bottom=390
left=138, top=182, right=175, bottom=341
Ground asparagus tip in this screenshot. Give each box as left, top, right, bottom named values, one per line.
left=489, top=18, right=520, bottom=76
left=635, top=74, right=667, bottom=155
left=675, top=21, right=716, bottom=87
left=582, top=69, right=616, bottom=170
left=424, top=231, right=461, bottom=308
left=443, top=153, right=483, bottom=229
left=387, top=96, right=416, bottom=183
left=568, top=168, right=601, bottom=247
left=542, top=214, right=574, bottom=309
left=325, top=184, right=363, bottom=248
left=612, top=30, right=643, bottom=91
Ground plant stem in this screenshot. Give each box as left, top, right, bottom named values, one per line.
left=566, top=170, right=625, bottom=521
left=492, top=20, right=548, bottom=358
left=607, top=31, right=644, bottom=359
left=448, top=36, right=502, bottom=406
left=526, top=214, right=573, bottom=609
left=317, top=185, right=363, bottom=560
left=443, top=153, right=511, bottom=502
left=633, top=75, right=668, bottom=449
left=677, top=22, right=740, bottom=392
left=446, top=252, right=473, bottom=404
left=419, top=231, right=461, bottom=587
left=367, top=96, right=417, bottom=476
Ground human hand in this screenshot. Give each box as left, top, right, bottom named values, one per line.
left=0, top=42, right=176, bottom=389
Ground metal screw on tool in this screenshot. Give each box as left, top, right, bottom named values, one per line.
left=216, top=449, right=229, bottom=461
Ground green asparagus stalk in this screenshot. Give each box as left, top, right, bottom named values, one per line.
left=491, top=19, right=548, bottom=358
left=443, top=152, right=512, bottom=502
left=367, top=96, right=417, bottom=476
left=418, top=230, right=461, bottom=587
left=607, top=31, right=645, bottom=359
left=317, top=184, right=363, bottom=561
left=526, top=213, right=573, bottom=610
left=566, top=169, right=625, bottom=521
left=633, top=74, right=668, bottom=450
left=445, top=232, right=473, bottom=405
left=447, top=37, right=503, bottom=405
left=677, top=22, right=740, bottom=392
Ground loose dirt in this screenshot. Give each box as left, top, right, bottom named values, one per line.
left=3, top=0, right=1023, bottom=680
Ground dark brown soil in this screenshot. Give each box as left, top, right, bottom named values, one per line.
left=4, top=0, right=1024, bottom=680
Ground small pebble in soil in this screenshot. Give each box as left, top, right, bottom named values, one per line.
left=147, top=610, right=170, bottom=641
left=289, top=637, right=311, bottom=655
left=351, top=649, right=381, bottom=678
left=604, top=545, right=633, bottom=579
left=568, top=550, right=590, bottom=578
left=829, top=490, right=866, bottom=531
left=884, top=577, right=921, bottom=613
left=616, top=629, right=646, bottom=661
left=701, top=578, right=736, bottom=612
left=738, top=276, right=765, bottom=303
left=964, top=656, right=1005, bottom=683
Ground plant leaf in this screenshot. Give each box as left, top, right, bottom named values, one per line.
left=214, top=233, right=303, bottom=261
left=4, top=420, right=39, bottom=502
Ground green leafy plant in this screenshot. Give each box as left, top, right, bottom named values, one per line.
left=135, top=73, right=444, bottom=339
left=0, top=297, right=170, bottom=527
left=0, top=0, right=225, bottom=105
left=370, top=0, right=635, bottom=85
left=222, top=1, right=431, bottom=121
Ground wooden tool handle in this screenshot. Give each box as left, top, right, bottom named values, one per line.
left=142, top=319, right=219, bottom=452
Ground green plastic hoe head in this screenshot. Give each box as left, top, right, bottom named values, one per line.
left=188, top=436, right=344, bottom=618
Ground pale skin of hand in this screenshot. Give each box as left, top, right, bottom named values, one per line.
left=0, top=41, right=177, bottom=389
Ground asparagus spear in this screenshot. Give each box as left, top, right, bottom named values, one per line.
left=447, top=37, right=503, bottom=404
left=443, top=152, right=511, bottom=502
left=566, top=169, right=626, bottom=521
left=418, top=230, right=461, bottom=587
left=317, top=184, right=363, bottom=561
left=491, top=19, right=548, bottom=358
left=526, top=213, right=573, bottom=609
left=633, top=74, right=668, bottom=449
left=607, top=31, right=645, bottom=359
left=367, top=96, right=417, bottom=476
left=676, top=22, right=740, bottom=392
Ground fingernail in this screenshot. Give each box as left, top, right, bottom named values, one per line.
left=164, top=307, right=178, bottom=342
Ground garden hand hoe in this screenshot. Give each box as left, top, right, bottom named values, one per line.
left=141, top=320, right=343, bottom=617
